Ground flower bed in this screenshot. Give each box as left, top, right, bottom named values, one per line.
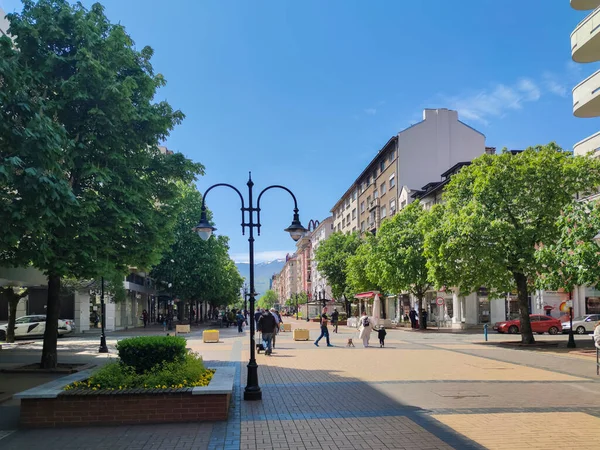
left=15, top=336, right=234, bottom=428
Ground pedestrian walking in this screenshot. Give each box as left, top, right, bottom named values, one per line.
left=254, top=307, right=262, bottom=330
left=357, top=311, right=372, bottom=347
left=142, top=309, right=148, bottom=328
left=270, top=308, right=280, bottom=348
left=257, top=308, right=277, bottom=356
left=421, top=309, right=428, bottom=330
left=314, top=307, right=333, bottom=347
left=236, top=310, right=245, bottom=333
left=594, top=321, right=600, bottom=349
left=377, top=326, right=387, bottom=348
left=409, top=309, right=417, bottom=329
left=331, top=308, right=339, bottom=333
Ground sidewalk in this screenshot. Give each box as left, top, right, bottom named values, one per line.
left=1, top=317, right=599, bottom=449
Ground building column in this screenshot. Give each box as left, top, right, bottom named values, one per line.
left=74, top=290, right=90, bottom=332
left=452, top=290, right=462, bottom=328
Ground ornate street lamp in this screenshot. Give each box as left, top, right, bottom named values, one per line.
left=194, top=172, right=306, bottom=401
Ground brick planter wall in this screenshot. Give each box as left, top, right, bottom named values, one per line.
left=20, top=391, right=230, bottom=428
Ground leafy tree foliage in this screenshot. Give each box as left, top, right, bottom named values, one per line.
left=535, top=201, right=600, bottom=293
left=314, top=232, right=361, bottom=300
left=424, top=144, right=600, bottom=343
left=150, top=183, right=243, bottom=323
left=0, top=1, right=203, bottom=368
left=257, top=289, right=278, bottom=310
left=372, top=202, right=432, bottom=328
left=346, top=236, right=381, bottom=296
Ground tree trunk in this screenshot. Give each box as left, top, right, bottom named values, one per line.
left=189, top=299, right=194, bottom=325
left=7, top=297, right=19, bottom=343
left=41, top=274, right=61, bottom=369
left=513, top=271, right=534, bottom=344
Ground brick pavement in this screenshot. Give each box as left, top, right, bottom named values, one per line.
left=1, top=318, right=599, bottom=449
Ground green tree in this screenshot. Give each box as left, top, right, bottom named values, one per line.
left=314, top=231, right=362, bottom=313
left=372, top=202, right=432, bottom=328
left=0, top=286, right=29, bottom=343
left=257, top=289, right=278, bottom=310
left=535, top=201, right=600, bottom=298
left=424, top=144, right=600, bottom=343
left=0, top=1, right=203, bottom=368
left=346, top=236, right=381, bottom=296
left=151, top=183, right=242, bottom=324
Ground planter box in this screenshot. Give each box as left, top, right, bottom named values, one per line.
left=281, top=323, right=291, bottom=332
left=337, top=321, right=347, bottom=326
left=293, top=329, right=310, bottom=341
left=14, top=366, right=234, bottom=428
left=311, top=318, right=320, bottom=323
left=176, top=324, right=191, bottom=334
left=203, top=330, right=219, bottom=343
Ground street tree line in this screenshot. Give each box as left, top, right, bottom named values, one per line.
left=316, top=143, right=600, bottom=343
left=0, top=1, right=242, bottom=364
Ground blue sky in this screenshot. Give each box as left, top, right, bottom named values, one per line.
left=2, top=0, right=598, bottom=262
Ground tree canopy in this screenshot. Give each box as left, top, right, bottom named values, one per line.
left=257, top=289, right=278, bottom=310
left=0, top=0, right=203, bottom=367
left=314, top=231, right=362, bottom=300
left=424, top=144, right=600, bottom=343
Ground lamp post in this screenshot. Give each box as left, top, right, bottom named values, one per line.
left=295, top=294, right=299, bottom=320
left=194, top=172, right=307, bottom=401
left=307, top=291, right=311, bottom=322
left=98, top=277, right=108, bottom=353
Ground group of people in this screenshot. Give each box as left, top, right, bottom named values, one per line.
left=407, top=308, right=428, bottom=329
left=313, top=308, right=387, bottom=348
left=255, top=307, right=284, bottom=356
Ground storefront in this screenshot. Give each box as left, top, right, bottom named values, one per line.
left=585, top=288, right=600, bottom=314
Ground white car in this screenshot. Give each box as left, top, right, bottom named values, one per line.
left=561, top=314, right=600, bottom=335
left=0, top=315, right=75, bottom=340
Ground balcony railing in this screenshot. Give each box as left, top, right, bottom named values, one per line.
left=573, top=69, right=600, bottom=118
left=368, top=198, right=380, bottom=211
left=574, top=130, right=600, bottom=157
left=571, top=7, right=600, bottom=63
left=571, top=0, right=600, bottom=11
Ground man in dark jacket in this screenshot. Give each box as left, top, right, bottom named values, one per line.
left=257, top=309, right=277, bottom=355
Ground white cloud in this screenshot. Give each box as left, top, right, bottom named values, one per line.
left=364, top=108, right=377, bottom=115
left=438, top=62, right=583, bottom=126
left=230, top=250, right=291, bottom=264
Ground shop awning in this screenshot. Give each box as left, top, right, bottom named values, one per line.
left=354, top=291, right=380, bottom=299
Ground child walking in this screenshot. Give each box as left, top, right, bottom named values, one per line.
left=378, top=326, right=387, bottom=348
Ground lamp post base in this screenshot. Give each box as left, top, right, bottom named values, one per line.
left=243, top=387, right=262, bottom=401
left=567, top=332, right=576, bottom=349
left=99, top=335, right=108, bottom=353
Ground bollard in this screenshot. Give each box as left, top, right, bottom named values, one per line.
left=484, top=323, right=488, bottom=341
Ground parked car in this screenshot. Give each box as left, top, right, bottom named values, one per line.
left=493, top=314, right=562, bottom=335
left=561, top=314, right=600, bottom=335
left=0, top=315, right=75, bottom=341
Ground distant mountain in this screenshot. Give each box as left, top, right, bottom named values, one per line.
left=235, top=260, right=285, bottom=298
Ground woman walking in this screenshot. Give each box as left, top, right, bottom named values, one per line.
left=357, top=311, right=372, bottom=347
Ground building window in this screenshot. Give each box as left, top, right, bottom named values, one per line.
left=381, top=205, right=387, bottom=218
left=367, top=196, right=371, bottom=205
left=352, top=190, right=357, bottom=201
left=342, top=218, right=345, bottom=228
left=345, top=198, right=350, bottom=209
left=389, top=149, right=396, bottom=162
left=373, top=169, right=378, bottom=179
left=367, top=176, right=371, bottom=187
left=352, top=227, right=356, bottom=232
left=360, top=202, right=365, bottom=213
left=380, top=160, right=385, bottom=172
left=380, top=182, right=387, bottom=195
left=390, top=199, right=396, bottom=212
left=361, top=221, right=365, bottom=232
left=389, top=173, right=396, bottom=188
left=352, top=208, right=356, bottom=220
left=346, top=213, right=350, bottom=224
left=374, top=190, right=378, bottom=199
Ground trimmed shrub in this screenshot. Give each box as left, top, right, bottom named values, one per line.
left=116, top=335, right=187, bottom=374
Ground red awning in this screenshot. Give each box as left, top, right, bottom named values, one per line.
left=354, top=291, right=380, bottom=299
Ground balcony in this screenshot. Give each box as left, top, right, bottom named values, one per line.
left=574, top=130, right=600, bottom=157
left=573, top=70, right=600, bottom=117
left=368, top=198, right=380, bottom=211
left=571, top=8, right=600, bottom=62
left=571, top=0, right=600, bottom=10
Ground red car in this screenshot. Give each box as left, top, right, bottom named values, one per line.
left=493, top=314, right=562, bottom=335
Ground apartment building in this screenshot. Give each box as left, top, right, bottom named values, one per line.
left=295, top=235, right=312, bottom=296
left=357, top=136, right=398, bottom=234
left=0, top=7, right=9, bottom=38
left=331, top=186, right=359, bottom=234
left=279, top=254, right=298, bottom=303
left=571, top=0, right=600, bottom=157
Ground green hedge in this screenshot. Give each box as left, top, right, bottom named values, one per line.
left=116, top=335, right=187, bottom=374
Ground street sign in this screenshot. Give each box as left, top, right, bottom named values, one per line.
left=436, top=297, right=445, bottom=306
left=566, top=300, right=573, bottom=308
